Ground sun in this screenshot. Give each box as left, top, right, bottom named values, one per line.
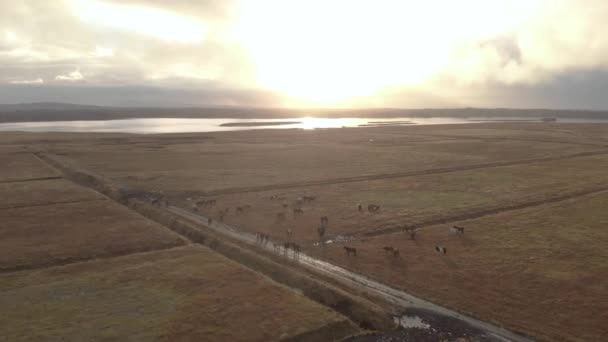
left=234, top=0, right=537, bottom=106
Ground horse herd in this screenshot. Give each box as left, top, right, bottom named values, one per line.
left=255, top=232, right=302, bottom=258
left=338, top=224, right=464, bottom=259
left=183, top=193, right=464, bottom=261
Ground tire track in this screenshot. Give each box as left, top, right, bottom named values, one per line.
left=359, top=185, right=608, bottom=238
left=199, top=149, right=608, bottom=196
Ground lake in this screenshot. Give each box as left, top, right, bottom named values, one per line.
left=0, top=117, right=606, bottom=134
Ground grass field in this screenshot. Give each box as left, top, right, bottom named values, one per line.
left=0, top=200, right=185, bottom=271
left=0, top=153, right=59, bottom=182
left=53, top=126, right=596, bottom=192
left=176, top=153, right=608, bottom=243
left=0, top=246, right=358, bottom=342
left=0, top=178, right=103, bottom=208
left=308, top=192, right=608, bottom=341
left=4, top=123, right=608, bottom=341
left=402, top=124, right=608, bottom=145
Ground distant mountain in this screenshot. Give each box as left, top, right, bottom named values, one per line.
left=1, top=102, right=608, bottom=123
left=0, top=102, right=106, bottom=111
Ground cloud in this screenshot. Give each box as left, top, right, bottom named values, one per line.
left=10, top=78, right=44, bottom=85
left=440, top=0, right=608, bottom=86
left=55, top=70, right=84, bottom=81
left=1, top=0, right=608, bottom=109
left=91, top=46, right=113, bottom=58
left=68, top=0, right=207, bottom=44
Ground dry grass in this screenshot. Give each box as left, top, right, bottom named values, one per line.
left=0, top=153, right=58, bottom=181
left=3, top=124, right=608, bottom=341
left=405, top=123, right=608, bottom=145
left=308, top=192, right=608, bottom=341
left=53, top=127, right=596, bottom=192
left=179, top=154, right=608, bottom=243
left=0, top=178, right=103, bottom=208
left=0, top=245, right=357, bottom=342
left=0, top=200, right=185, bottom=271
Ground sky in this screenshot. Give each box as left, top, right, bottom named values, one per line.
left=2, top=0, right=608, bottom=109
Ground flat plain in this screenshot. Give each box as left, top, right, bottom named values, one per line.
left=0, top=153, right=59, bottom=182
left=0, top=178, right=103, bottom=208
left=50, top=126, right=598, bottom=192
left=0, top=148, right=361, bottom=341
left=0, top=199, right=186, bottom=271
left=0, top=246, right=357, bottom=342
left=309, top=192, right=608, bottom=341
left=5, top=122, right=608, bottom=341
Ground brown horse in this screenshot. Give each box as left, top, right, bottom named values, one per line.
left=320, top=216, right=329, bottom=226
left=344, top=246, right=357, bottom=256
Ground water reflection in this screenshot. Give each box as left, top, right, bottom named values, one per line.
left=0, top=116, right=606, bottom=134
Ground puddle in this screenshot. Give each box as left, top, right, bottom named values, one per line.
left=313, top=235, right=356, bottom=246
left=335, top=235, right=357, bottom=242
left=393, top=315, right=431, bottom=330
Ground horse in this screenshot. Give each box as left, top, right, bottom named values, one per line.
left=435, top=246, right=447, bottom=255
left=449, top=226, right=464, bottom=235
left=357, top=203, right=363, bottom=212
left=218, top=208, right=228, bottom=222
left=293, top=208, right=304, bottom=216
left=276, top=212, right=286, bottom=221
left=344, top=246, right=357, bottom=256
left=196, top=199, right=216, bottom=207
left=317, top=225, right=326, bottom=242
left=291, top=243, right=301, bottom=256
left=283, top=242, right=300, bottom=257
left=403, top=226, right=416, bottom=240
left=368, top=204, right=380, bottom=213
left=320, top=216, right=329, bottom=226
left=383, top=246, right=395, bottom=254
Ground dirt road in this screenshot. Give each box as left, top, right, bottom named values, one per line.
left=169, top=206, right=532, bottom=342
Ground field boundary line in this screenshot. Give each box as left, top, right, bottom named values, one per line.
left=32, top=153, right=193, bottom=247
left=396, top=131, right=608, bottom=147
left=0, top=198, right=106, bottom=211
left=197, top=149, right=608, bottom=196
left=0, top=176, right=62, bottom=184
left=0, top=245, right=188, bottom=274
left=360, top=185, right=608, bottom=238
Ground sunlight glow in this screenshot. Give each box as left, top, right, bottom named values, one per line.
left=69, top=0, right=206, bottom=44
left=235, top=0, right=540, bottom=105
